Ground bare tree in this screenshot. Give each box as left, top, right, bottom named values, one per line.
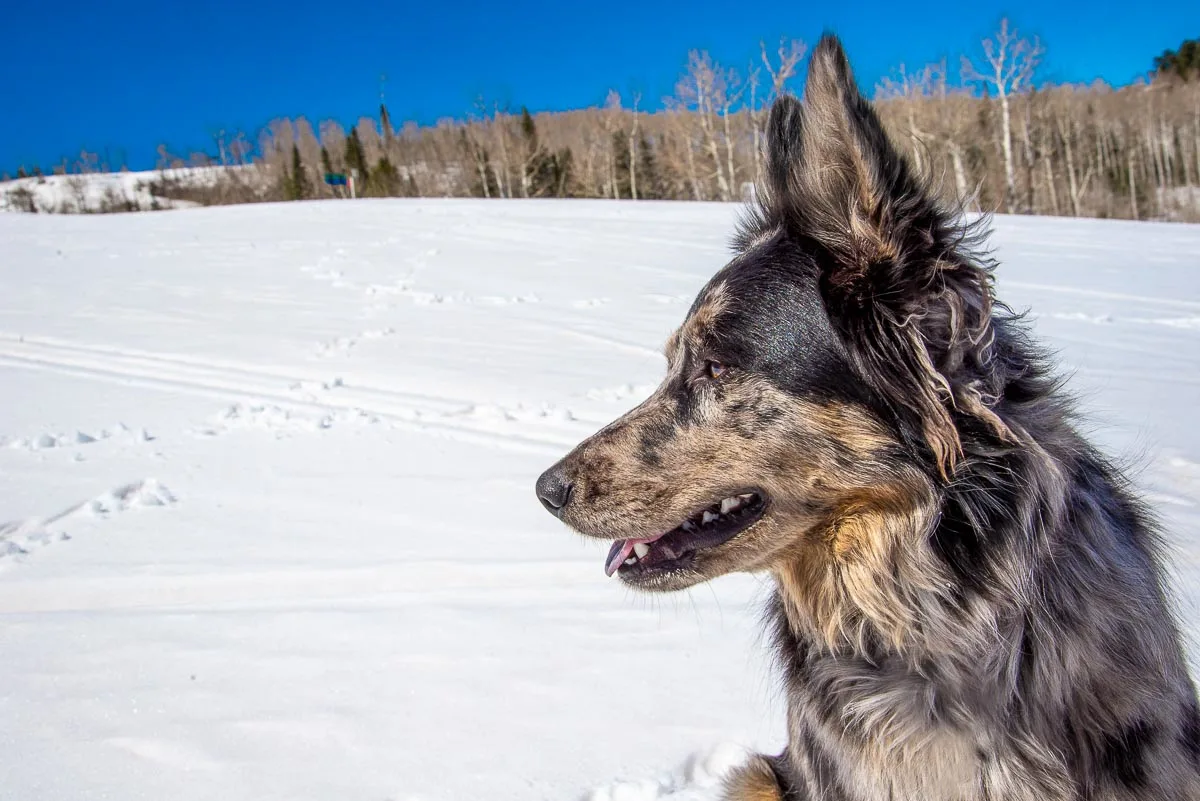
left=962, top=18, right=1044, bottom=212
left=675, top=51, right=735, bottom=200
left=629, top=92, right=641, bottom=200
left=755, top=39, right=806, bottom=182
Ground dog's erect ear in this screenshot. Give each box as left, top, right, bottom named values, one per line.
left=763, top=35, right=924, bottom=285
left=757, top=35, right=1011, bottom=478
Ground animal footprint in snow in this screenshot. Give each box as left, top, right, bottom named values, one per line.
left=0, top=478, right=175, bottom=563
left=86, top=480, right=177, bottom=516
left=2, top=423, right=154, bottom=452
left=585, top=384, right=656, bottom=403
left=316, top=328, right=394, bottom=356
left=193, top=402, right=378, bottom=438
left=451, top=402, right=576, bottom=425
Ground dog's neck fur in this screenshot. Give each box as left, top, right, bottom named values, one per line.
left=765, top=375, right=1199, bottom=800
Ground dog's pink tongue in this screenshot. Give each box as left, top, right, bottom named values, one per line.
left=605, top=540, right=635, bottom=577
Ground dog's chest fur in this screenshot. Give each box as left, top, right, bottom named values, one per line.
left=784, top=656, right=982, bottom=800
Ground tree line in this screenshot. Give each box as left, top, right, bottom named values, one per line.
left=8, top=26, right=1200, bottom=222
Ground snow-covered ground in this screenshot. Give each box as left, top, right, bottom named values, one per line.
left=0, top=200, right=1197, bottom=801
left=0, top=166, right=247, bottom=214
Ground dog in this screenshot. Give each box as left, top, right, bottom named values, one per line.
left=535, top=34, right=1200, bottom=801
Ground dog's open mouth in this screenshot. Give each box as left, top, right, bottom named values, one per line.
left=604, top=491, right=766, bottom=578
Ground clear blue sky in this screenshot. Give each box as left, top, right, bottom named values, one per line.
left=3, top=0, right=1197, bottom=172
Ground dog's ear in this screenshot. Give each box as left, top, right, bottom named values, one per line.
left=759, top=35, right=1011, bottom=478
left=763, top=34, right=922, bottom=288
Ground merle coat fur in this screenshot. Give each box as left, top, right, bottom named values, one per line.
left=537, top=34, right=1200, bottom=801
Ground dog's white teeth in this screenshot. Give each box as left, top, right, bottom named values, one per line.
left=721, top=497, right=739, bottom=514
left=739, top=493, right=754, bottom=502
left=702, top=511, right=718, bottom=525
left=633, top=542, right=650, bottom=559
left=624, top=556, right=636, bottom=565
left=682, top=521, right=696, bottom=532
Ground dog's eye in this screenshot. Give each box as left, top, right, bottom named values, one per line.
left=704, top=361, right=727, bottom=380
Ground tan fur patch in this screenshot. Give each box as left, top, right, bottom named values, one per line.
left=810, top=403, right=896, bottom=458
left=775, top=467, right=938, bottom=652
left=721, top=756, right=784, bottom=801
left=663, top=329, right=681, bottom=365
left=681, top=281, right=730, bottom=350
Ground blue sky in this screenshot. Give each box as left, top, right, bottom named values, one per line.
left=3, top=0, right=1197, bottom=172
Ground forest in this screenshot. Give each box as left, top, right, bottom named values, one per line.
left=7, top=23, right=1200, bottom=221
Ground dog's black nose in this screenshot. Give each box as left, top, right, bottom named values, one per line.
left=536, top=466, right=573, bottom=516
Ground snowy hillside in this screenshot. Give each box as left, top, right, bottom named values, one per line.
left=0, top=166, right=249, bottom=213
left=1, top=200, right=1198, bottom=801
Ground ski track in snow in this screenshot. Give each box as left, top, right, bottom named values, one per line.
left=0, top=201, right=1197, bottom=801
left=0, top=333, right=593, bottom=454
left=1047, top=311, right=1200, bottom=329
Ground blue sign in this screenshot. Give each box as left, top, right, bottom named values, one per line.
left=324, top=173, right=347, bottom=186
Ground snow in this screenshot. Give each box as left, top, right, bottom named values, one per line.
left=0, top=199, right=1197, bottom=800
left=0, top=167, right=243, bottom=214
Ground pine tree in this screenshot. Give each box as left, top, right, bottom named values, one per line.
left=372, top=156, right=401, bottom=196
left=291, top=144, right=310, bottom=200
left=320, top=146, right=333, bottom=177
left=636, top=132, right=663, bottom=199
left=519, top=107, right=546, bottom=197
left=380, top=103, right=394, bottom=143
left=17, top=166, right=28, bottom=179
left=612, top=131, right=632, bottom=198
left=519, top=107, right=564, bottom=197
left=550, top=148, right=574, bottom=197
left=344, top=129, right=370, bottom=188
left=1155, top=38, right=1200, bottom=80
left=520, top=107, right=537, bottom=146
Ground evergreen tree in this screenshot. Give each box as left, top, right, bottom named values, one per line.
left=518, top=107, right=563, bottom=197
left=320, top=146, right=333, bottom=177
left=344, top=129, right=370, bottom=188
left=1155, top=38, right=1200, bottom=80
left=17, top=166, right=28, bottom=179
left=290, top=144, right=310, bottom=200
left=520, top=107, right=537, bottom=147
left=372, top=156, right=401, bottom=196
left=612, top=131, right=632, bottom=198
left=636, top=132, right=663, bottom=199
left=550, top=148, right=574, bottom=198
left=380, top=103, right=394, bottom=143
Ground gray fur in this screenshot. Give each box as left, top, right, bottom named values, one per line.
left=728, top=35, right=1200, bottom=801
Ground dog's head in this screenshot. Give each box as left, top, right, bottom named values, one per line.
left=537, top=36, right=1010, bottom=593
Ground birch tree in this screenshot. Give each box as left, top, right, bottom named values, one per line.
left=962, top=18, right=1043, bottom=212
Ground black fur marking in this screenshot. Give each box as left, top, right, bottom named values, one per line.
left=768, top=594, right=812, bottom=683
left=1100, top=719, right=1157, bottom=790
left=1181, top=700, right=1200, bottom=767
left=928, top=456, right=1023, bottom=597
left=929, top=499, right=986, bottom=592
left=805, top=731, right=850, bottom=800
left=765, top=752, right=808, bottom=801
left=700, top=242, right=868, bottom=408
left=636, top=418, right=675, bottom=468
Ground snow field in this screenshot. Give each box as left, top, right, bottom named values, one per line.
left=0, top=199, right=1198, bottom=800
